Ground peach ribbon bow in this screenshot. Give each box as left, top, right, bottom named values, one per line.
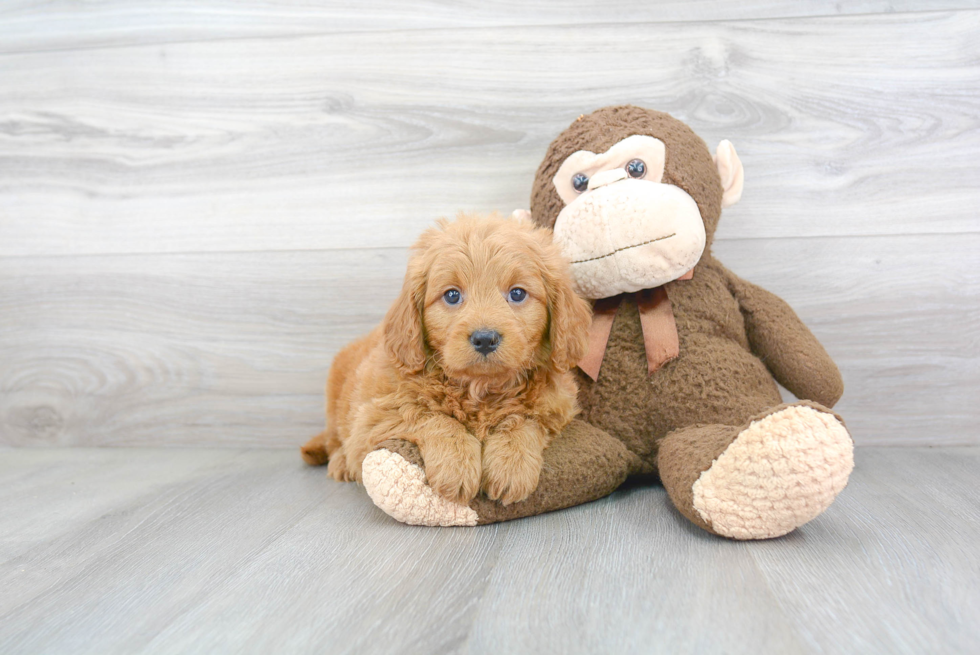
left=577, top=269, right=694, bottom=382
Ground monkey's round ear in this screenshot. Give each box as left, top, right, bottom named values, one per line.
left=713, top=140, right=744, bottom=209
left=510, top=208, right=533, bottom=224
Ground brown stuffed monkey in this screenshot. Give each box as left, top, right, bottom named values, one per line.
left=353, top=105, right=854, bottom=540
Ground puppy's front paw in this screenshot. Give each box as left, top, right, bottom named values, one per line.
left=481, top=440, right=543, bottom=506
left=421, top=439, right=483, bottom=505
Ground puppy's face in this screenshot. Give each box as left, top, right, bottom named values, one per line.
left=422, top=232, right=548, bottom=379
left=384, top=214, right=592, bottom=382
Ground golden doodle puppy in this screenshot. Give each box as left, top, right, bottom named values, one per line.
left=301, top=213, right=592, bottom=505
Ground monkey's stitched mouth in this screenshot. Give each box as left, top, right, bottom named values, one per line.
left=571, top=233, right=676, bottom=264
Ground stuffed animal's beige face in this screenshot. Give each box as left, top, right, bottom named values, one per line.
left=550, top=135, right=707, bottom=299
left=530, top=107, right=744, bottom=300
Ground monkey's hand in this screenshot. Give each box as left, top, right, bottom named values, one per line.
left=727, top=271, right=844, bottom=408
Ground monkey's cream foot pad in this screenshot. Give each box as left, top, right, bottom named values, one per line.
left=362, top=449, right=479, bottom=526
left=692, top=405, right=854, bottom=540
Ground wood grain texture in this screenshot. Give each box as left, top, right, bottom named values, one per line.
left=0, top=247, right=404, bottom=448
left=750, top=447, right=980, bottom=654
left=0, top=447, right=976, bottom=654
left=2, top=5, right=978, bottom=449
left=1, top=11, right=979, bottom=258
left=2, top=234, right=976, bottom=448
left=3, top=1, right=979, bottom=54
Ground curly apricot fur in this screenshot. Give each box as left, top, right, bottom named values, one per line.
left=301, top=213, right=592, bottom=505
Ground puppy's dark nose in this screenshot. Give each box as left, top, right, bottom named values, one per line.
left=470, top=329, right=501, bottom=356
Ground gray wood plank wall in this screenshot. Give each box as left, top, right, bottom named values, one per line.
left=1, top=2, right=978, bottom=447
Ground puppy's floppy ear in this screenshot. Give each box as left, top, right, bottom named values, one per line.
left=384, top=254, right=428, bottom=373
left=541, top=251, right=593, bottom=372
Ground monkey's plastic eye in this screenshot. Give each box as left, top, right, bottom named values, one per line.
left=443, top=289, right=461, bottom=305
left=508, top=288, right=527, bottom=303
left=626, top=159, right=646, bottom=179
left=571, top=173, right=589, bottom=193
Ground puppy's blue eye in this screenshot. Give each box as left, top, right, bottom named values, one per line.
left=443, top=289, right=461, bottom=305
left=509, top=288, right=527, bottom=303
left=626, top=159, right=646, bottom=179
left=571, top=173, right=589, bottom=193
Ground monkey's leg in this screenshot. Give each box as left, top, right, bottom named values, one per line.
left=657, top=402, right=853, bottom=540
left=361, top=420, right=638, bottom=526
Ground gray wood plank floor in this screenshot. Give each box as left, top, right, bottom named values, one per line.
left=1, top=447, right=977, bottom=654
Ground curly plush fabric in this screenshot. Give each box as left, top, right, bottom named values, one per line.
left=362, top=443, right=478, bottom=527
left=691, top=405, right=854, bottom=539
left=362, top=423, right=636, bottom=526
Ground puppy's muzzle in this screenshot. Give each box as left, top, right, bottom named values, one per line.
left=469, top=329, right=501, bottom=356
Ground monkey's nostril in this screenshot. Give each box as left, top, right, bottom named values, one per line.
left=469, top=330, right=501, bottom=356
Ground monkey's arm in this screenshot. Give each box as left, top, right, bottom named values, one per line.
left=726, top=270, right=843, bottom=408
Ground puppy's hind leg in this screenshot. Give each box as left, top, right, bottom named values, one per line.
left=306, top=330, right=373, bottom=467
left=303, top=429, right=355, bottom=481
left=301, top=430, right=330, bottom=466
